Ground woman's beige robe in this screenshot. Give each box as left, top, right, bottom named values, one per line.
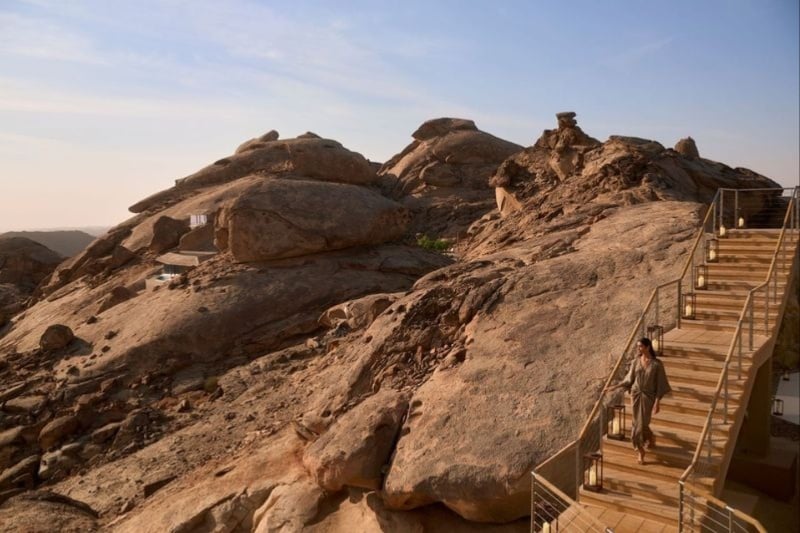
left=620, top=356, right=672, bottom=449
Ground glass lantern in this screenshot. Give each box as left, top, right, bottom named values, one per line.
left=694, top=265, right=708, bottom=290
left=682, top=292, right=697, bottom=320
left=705, top=237, right=719, bottom=263
left=583, top=452, right=603, bottom=492
left=773, top=397, right=784, bottom=416
left=647, top=325, right=664, bottom=356
left=607, top=404, right=625, bottom=440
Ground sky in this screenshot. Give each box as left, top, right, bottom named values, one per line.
left=0, top=0, right=798, bottom=231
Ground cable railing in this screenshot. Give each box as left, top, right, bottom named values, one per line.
left=531, top=186, right=798, bottom=532
left=679, top=188, right=798, bottom=530
left=680, top=482, right=767, bottom=533
left=531, top=472, right=609, bottom=533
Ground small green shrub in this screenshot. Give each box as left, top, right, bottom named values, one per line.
left=416, top=234, right=451, bottom=252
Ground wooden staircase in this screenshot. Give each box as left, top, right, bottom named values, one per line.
left=575, top=228, right=798, bottom=532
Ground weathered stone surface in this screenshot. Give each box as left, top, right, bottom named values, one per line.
left=2, top=395, right=47, bottom=414
left=149, top=216, right=190, bottom=253
left=235, top=130, right=280, bottom=154
left=319, top=293, right=401, bottom=330
left=252, top=478, right=324, bottom=533
left=39, top=324, right=74, bottom=352
left=97, top=285, right=135, bottom=313
left=412, top=118, right=477, bottom=141
left=379, top=118, right=523, bottom=239
left=303, top=389, right=408, bottom=491
left=218, top=179, right=411, bottom=262
left=177, top=223, right=216, bottom=252
left=0, top=454, right=39, bottom=492
left=674, top=136, right=700, bottom=158
left=39, top=415, right=80, bottom=451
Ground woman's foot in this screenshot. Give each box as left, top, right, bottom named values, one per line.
left=637, top=448, right=646, bottom=464
left=646, top=435, right=656, bottom=450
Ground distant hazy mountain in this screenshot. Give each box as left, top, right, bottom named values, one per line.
left=0, top=230, right=95, bottom=257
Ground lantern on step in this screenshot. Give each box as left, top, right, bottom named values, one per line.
left=607, top=404, right=626, bottom=440
left=694, top=265, right=708, bottom=290
left=583, top=452, right=603, bottom=492
left=682, top=292, right=697, bottom=319
left=782, top=370, right=790, bottom=381
left=719, top=224, right=727, bottom=237
left=772, top=397, right=784, bottom=416
left=737, top=210, right=746, bottom=229
left=535, top=502, right=559, bottom=533
left=647, top=325, right=665, bottom=356
left=705, top=237, right=719, bottom=263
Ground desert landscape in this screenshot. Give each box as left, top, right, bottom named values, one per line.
left=0, top=112, right=796, bottom=531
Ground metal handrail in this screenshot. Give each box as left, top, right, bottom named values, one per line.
left=680, top=481, right=768, bottom=533
left=533, top=186, right=797, bottom=533
left=531, top=472, right=608, bottom=532
left=679, top=190, right=798, bottom=487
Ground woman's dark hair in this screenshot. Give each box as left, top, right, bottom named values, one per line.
left=639, top=337, right=658, bottom=358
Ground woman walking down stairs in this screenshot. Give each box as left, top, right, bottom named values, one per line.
left=532, top=188, right=800, bottom=533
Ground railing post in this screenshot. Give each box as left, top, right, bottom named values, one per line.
left=734, top=189, right=739, bottom=230
left=677, top=280, right=682, bottom=330
left=749, top=296, right=754, bottom=350
left=530, top=473, right=535, bottom=533
left=728, top=506, right=733, bottom=531
left=720, top=190, right=725, bottom=231
left=765, top=283, right=770, bottom=336
left=737, top=327, right=743, bottom=380
left=575, top=442, right=581, bottom=503
left=724, top=368, right=729, bottom=423
left=678, top=481, right=685, bottom=533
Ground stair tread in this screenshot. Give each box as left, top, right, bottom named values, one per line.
left=579, top=487, right=679, bottom=525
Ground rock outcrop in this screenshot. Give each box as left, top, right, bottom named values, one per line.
left=0, top=115, right=788, bottom=531
left=216, top=179, right=411, bottom=262
left=379, top=118, right=523, bottom=239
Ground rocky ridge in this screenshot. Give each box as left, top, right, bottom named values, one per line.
left=0, top=115, right=790, bottom=532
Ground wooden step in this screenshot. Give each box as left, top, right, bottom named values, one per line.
left=661, top=354, right=749, bottom=373
left=705, top=279, right=787, bottom=292
left=579, top=487, right=679, bottom=527
left=679, top=319, right=771, bottom=336
left=601, top=467, right=680, bottom=509
left=664, top=364, right=732, bottom=387
left=585, top=504, right=680, bottom=533
left=659, top=396, right=729, bottom=417
left=694, top=309, right=778, bottom=322
left=603, top=438, right=695, bottom=480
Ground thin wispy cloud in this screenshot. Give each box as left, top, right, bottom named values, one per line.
left=0, top=11, right=104, bottom=64
left=601, top=37, right=674, bottom=70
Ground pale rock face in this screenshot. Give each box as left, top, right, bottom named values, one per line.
left=218, top=178, right=411, bottom=263
left=303, top=389, right=408, bottom=491
left=379, top=118, right=523, bottom=239
left=674, top=136, right=700, bottom=158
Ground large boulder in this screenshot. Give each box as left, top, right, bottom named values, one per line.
left=303, top=389, right=408, bottom=491
left=148, top=216, right=190, bottom=253
left=379, top=118, right=523, bottom=239
left=129, top=135, right=376, bottom=214
left=674, top=136, right=700, bottom=158
left=39, top=324, right=74, bottom=352
left=216, top=179, right=411, bottom=263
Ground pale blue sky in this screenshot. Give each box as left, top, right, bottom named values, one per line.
left=0, top=0, right=798, bottom=231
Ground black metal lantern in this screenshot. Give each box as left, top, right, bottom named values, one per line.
left=773, top=397, right=784, bottom=416
left=534, top=502, right=559, bottom=533
left=706, top=237, right=719, bottom=263
left=737, top=211, right=746, bottom=229
left=607, top=404, right=626, bottom=440
left=583, top=452, right=603, bottom=492
left=647, top=325, right=665, bottom=356
left=694, top=265, right=708, bottom=290
left=682, top=292, right=697, bottom=320
left=783, top=370, right=790, bottom=381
